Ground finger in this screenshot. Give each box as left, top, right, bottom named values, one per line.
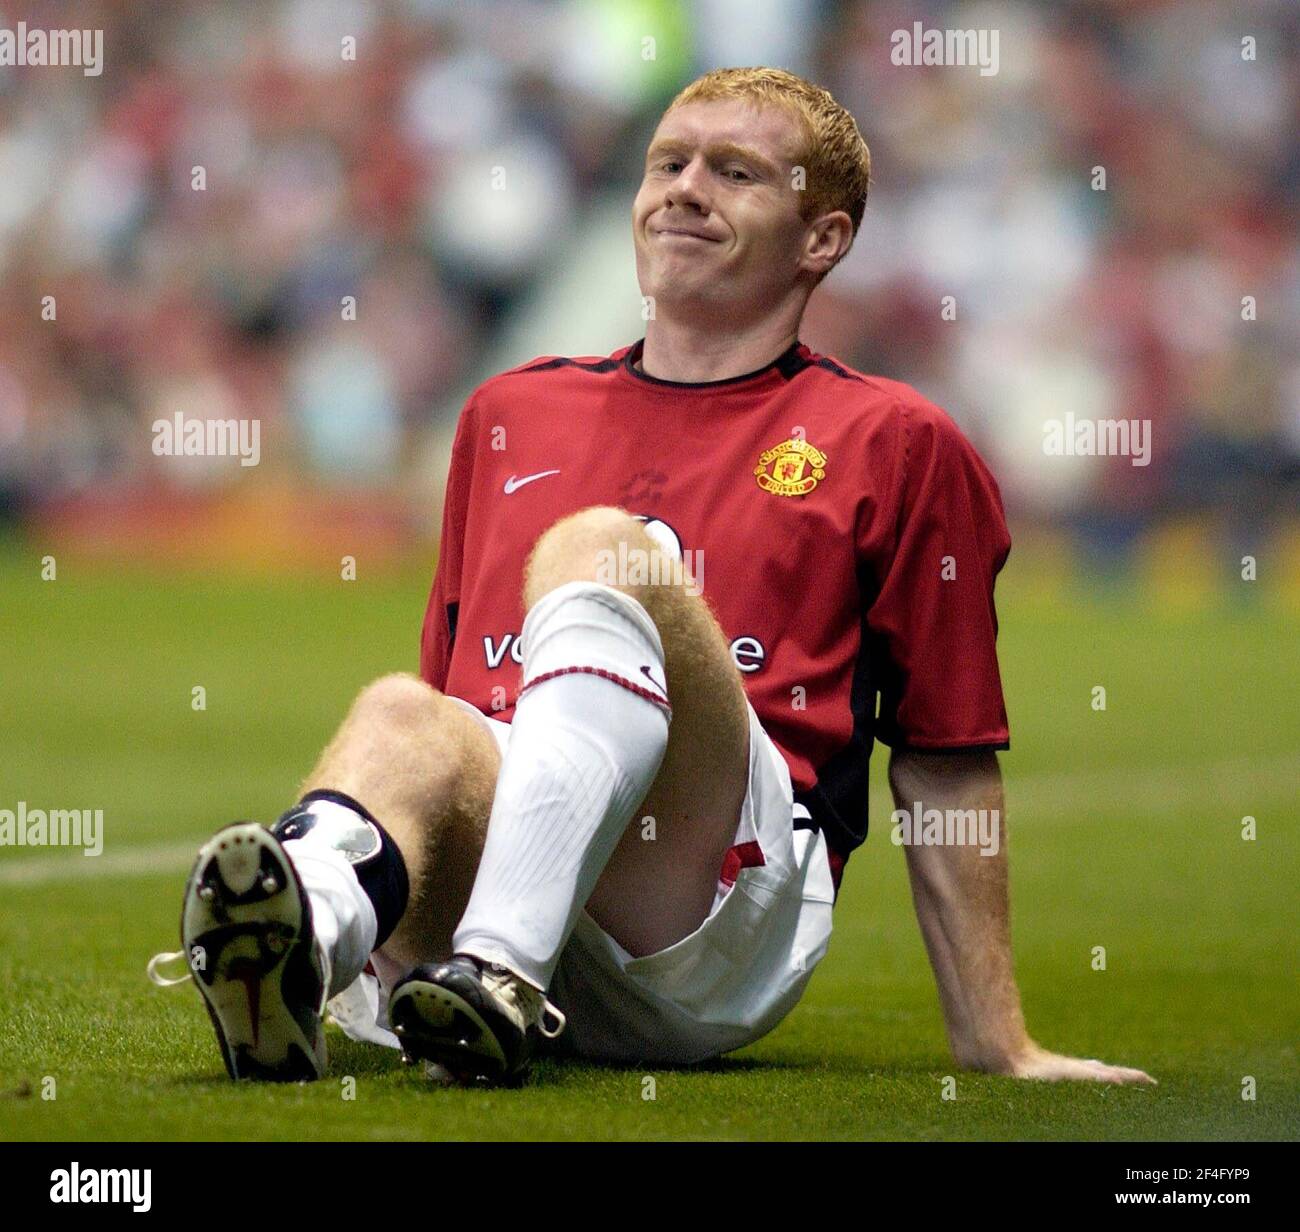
left=1089, top=1061, right=1157, bottom=1085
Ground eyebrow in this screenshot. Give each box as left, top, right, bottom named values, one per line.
left=645, top=138, right=782, bottom=178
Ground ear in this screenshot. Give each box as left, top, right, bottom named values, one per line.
left=800, top=210, right=854, bottom=278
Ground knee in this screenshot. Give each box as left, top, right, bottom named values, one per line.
left=350, top=672, right=440, bottom=733
left=347, top=674, right=486, bottom=785
left=523, top=505, right=651, bottom=608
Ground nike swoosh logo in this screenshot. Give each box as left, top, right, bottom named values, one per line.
left=503, top=470, right=560, bottom=494
left=640, top=665, right=667, bottom=697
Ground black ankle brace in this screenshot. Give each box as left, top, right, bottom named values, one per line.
left=272, top=789, right=410, bottom=949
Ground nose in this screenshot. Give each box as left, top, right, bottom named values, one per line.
left=663, top=155, right=711, bottom=215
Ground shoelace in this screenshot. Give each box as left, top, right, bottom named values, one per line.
left=146, top=940, right=333, bottom=1018
left=146, top=949, right=191, bottom=987
left=482, top=966, right=567, bottom=1039
left=538, top=1000, right=567, bottom=1039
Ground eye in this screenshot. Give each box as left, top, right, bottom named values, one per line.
left=725, top=167, right=752, bottom=182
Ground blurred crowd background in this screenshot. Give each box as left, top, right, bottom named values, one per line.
left=0, top=0, right=1296, bottom=576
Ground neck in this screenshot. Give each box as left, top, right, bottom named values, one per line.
left=637, top=316, right=801, bottom=383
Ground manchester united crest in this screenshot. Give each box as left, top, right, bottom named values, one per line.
left=754, top=438, right=827, bottom=496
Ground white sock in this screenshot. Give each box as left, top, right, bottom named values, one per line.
left=452, top=581, right=671, bottom=990
left=281, top=807, right=378, bottom=999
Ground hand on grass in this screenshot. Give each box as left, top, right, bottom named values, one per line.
left=1003, top=1041, right=1156, bottom=1085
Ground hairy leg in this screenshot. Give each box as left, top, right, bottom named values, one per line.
left=298, top=505, right=748, bottom=976
left=298, top=674, right=501, bottom=972
left=521, top=506, right=750, bottom=957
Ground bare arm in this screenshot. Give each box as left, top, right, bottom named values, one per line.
left=889, top=747, right=1155, bottom=1084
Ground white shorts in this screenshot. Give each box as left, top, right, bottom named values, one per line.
left=326, top=695, right=837, bottom=1066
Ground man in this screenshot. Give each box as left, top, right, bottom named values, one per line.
left=152, top=67, right=1154, bottom=1089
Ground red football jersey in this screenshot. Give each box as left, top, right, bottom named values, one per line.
left=420, top=338, right=1011, bottom=880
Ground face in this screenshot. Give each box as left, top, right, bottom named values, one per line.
left=633, top=98, right=843, bottom=317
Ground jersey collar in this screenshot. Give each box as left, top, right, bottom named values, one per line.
left=621, top=337, right=810, bottom=389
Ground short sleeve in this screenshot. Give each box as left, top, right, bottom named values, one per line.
left=865, top=400, right=1012, bottom=751
left=419, top=395, right=478, bottom=691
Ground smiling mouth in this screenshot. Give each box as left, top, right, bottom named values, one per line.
left=654, top=229, right=717, bottom=243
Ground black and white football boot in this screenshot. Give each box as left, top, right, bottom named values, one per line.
left=148, top=822, right=329, bottom=1081
left=388, top=954, right=566, bottom=1087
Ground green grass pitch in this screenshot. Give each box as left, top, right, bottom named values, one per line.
left=1, top=535, right=1296, bottom=1141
